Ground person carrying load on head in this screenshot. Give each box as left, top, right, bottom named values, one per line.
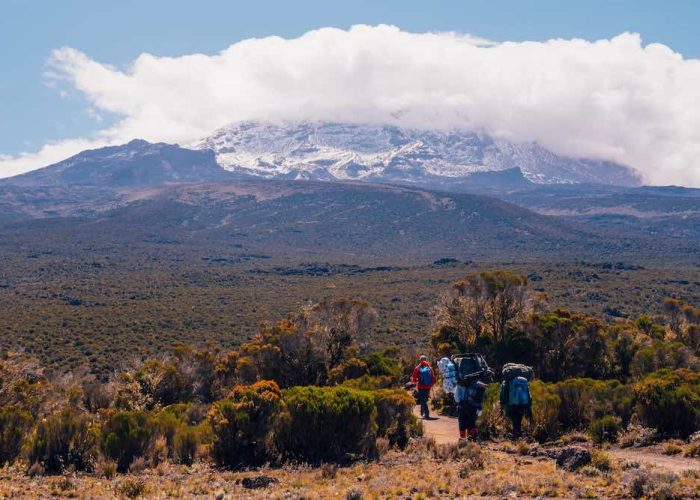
left=500, top=363, right=534, bottom=439
left=411, top=355, right=436, bottom=419
left=452, top=353, right=491, bottom=440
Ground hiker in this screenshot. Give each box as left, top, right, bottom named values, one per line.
left=455, top=377, right=488, bottom=440
left=500, top=363, right=533, bottom=439
left=451, top=353, right=491, bottom=440
left=411, top=355, right=435, bottom=418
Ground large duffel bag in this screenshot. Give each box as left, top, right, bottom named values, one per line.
left=451, top=353, right=490, bottom=385
left=502, top=363, right=534, bottom=381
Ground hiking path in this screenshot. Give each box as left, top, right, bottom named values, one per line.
left=414, top=406, right=700, bottom=472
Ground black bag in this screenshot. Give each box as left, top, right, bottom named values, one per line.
left=451, top=353, right=490, bottom=386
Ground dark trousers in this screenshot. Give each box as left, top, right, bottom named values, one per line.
left=417, top=388, right=430, bottom=417
left=457, top=402, right=478, bottom=432
left=507, top=406, right=527, bottom=438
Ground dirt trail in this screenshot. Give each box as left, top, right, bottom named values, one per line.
left=413, top=407, right=460, bottom=445
left=415, top=407, right=700, bottom=472
left=608, top=447, right=700, bottom=473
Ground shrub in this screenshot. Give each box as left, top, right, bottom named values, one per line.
left=634, top=369, right=700, bottom=438
left=631, top=341, right=699, bottom=378
left=173, top=426, right=199, bottom=465
left=134, top=359, right=194, bottom=408
left=98, top=459, right=117, bottom=479
left=117, top=478, right=147, bottom=499
left=529, top=381, right=561, bottom=442
left=663, top=440, right=684, bottom=455
left=374, top=389, right=418, bottom=448
left=82, top=376, right=112, bottom=412
left=683, top=432, right=700, bottom=458
left=346, top=488, right=364, bottom=500
left=328, top=358, right=369, bottom=385
left=280, top=386, right=377, bottom=463
left=363, top=350, right=402, bottom=382
left=0, top=405, right=32, bottom=465
left=556, top=379, right=594, bottom=429
left=477, top=384, right=507, bottom=438
left=100, top=410, right=155, bottom=472
left=208, top=380, right=284, bottom=468
left=618, top=424, right=659, bottom=448
left=590, top=449, right=613, bottom=472
left=0, top=353, right=48, bottom=416
left=27, top=409, right=96, bottom=473
left=342, top=375, right=394, bottom=390
left=589, top=416, right=621, bottom=443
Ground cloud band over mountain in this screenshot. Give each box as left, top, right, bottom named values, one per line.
left=2, top=25, right=699, bottom=186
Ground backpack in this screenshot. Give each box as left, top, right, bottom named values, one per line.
left=465, top=380, right=488, bottom=408
left=418, top=365, right=433, bottom=386
left=452, top=353, right=490, bottom=386
left=507, top=376, right=531, bottom=407
left=437, top=357, right=457, bottom=393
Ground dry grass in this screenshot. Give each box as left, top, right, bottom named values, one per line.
left=663, top=440, right=685, bottom=456
left=0, top=443, right=698, bottom=499
left=590, top=449, right=614, bottom=473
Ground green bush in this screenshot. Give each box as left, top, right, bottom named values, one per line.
left=529, top=381, right=562, bottom=442
left=28, top=409, right=96, bottom=473
left=208, top=380, right=284, bottom=468
left=555, top=379, right=633, bottom=431
left=363, top=350, right=402, bottom=382
left=342, top=375, right=395, bottom=391
left=328, top=358, right=369, bottom=384
left=100, top=410, right=155, bottom=472
left=634, top=369, right=700, bottom=438
left=134, top=359, right=194, bottom=408
left=374, top=389, right=419, bottom=448
left=280, top=386, right=377, bottom=463
left=477, top=384, right=505, bottom=439
left=151, top=404, right=203, bottom=464
left=631, top=341, right=698, bottom=378
left=0, top=406, right=32, bottom=465
left=589, top=415, right=621, bottom=443
left=172, top=426, right=199, bottom=465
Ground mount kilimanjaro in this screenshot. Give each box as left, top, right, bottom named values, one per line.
left=192, top=121, right=641, bottom=187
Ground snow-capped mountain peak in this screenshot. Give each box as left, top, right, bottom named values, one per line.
left=192, top=121, right=641, bottom=186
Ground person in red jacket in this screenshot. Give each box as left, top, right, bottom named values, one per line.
left=411, top=355, right=436, bottom=419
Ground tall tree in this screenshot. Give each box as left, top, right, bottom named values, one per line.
left=434, top=271, right=537, bottom=348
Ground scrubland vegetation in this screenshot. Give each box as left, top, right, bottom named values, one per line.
left=1, top=250, right=699, bottom=378
left=1, top=271, right=700, bottom=498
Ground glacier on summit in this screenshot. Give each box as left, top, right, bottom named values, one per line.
left=192, top=121, right=641, bottom=187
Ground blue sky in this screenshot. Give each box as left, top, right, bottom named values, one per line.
left=1, top=0, right=699, bottom=185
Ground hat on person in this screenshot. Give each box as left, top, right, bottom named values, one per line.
left=419, top=355, right=427, bottom=361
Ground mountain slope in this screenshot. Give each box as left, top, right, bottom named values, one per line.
left=1, top=178, right=692, bottom=264
left=0, top=140, right=240, bottom=219
left=2, top=140, right=234, bottom=189
left=502, top=184, right=700, bottom=240
left=193, top=121, right=641, bottom=186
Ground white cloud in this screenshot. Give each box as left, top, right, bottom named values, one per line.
left=2, top=24, right=700, bottom=185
